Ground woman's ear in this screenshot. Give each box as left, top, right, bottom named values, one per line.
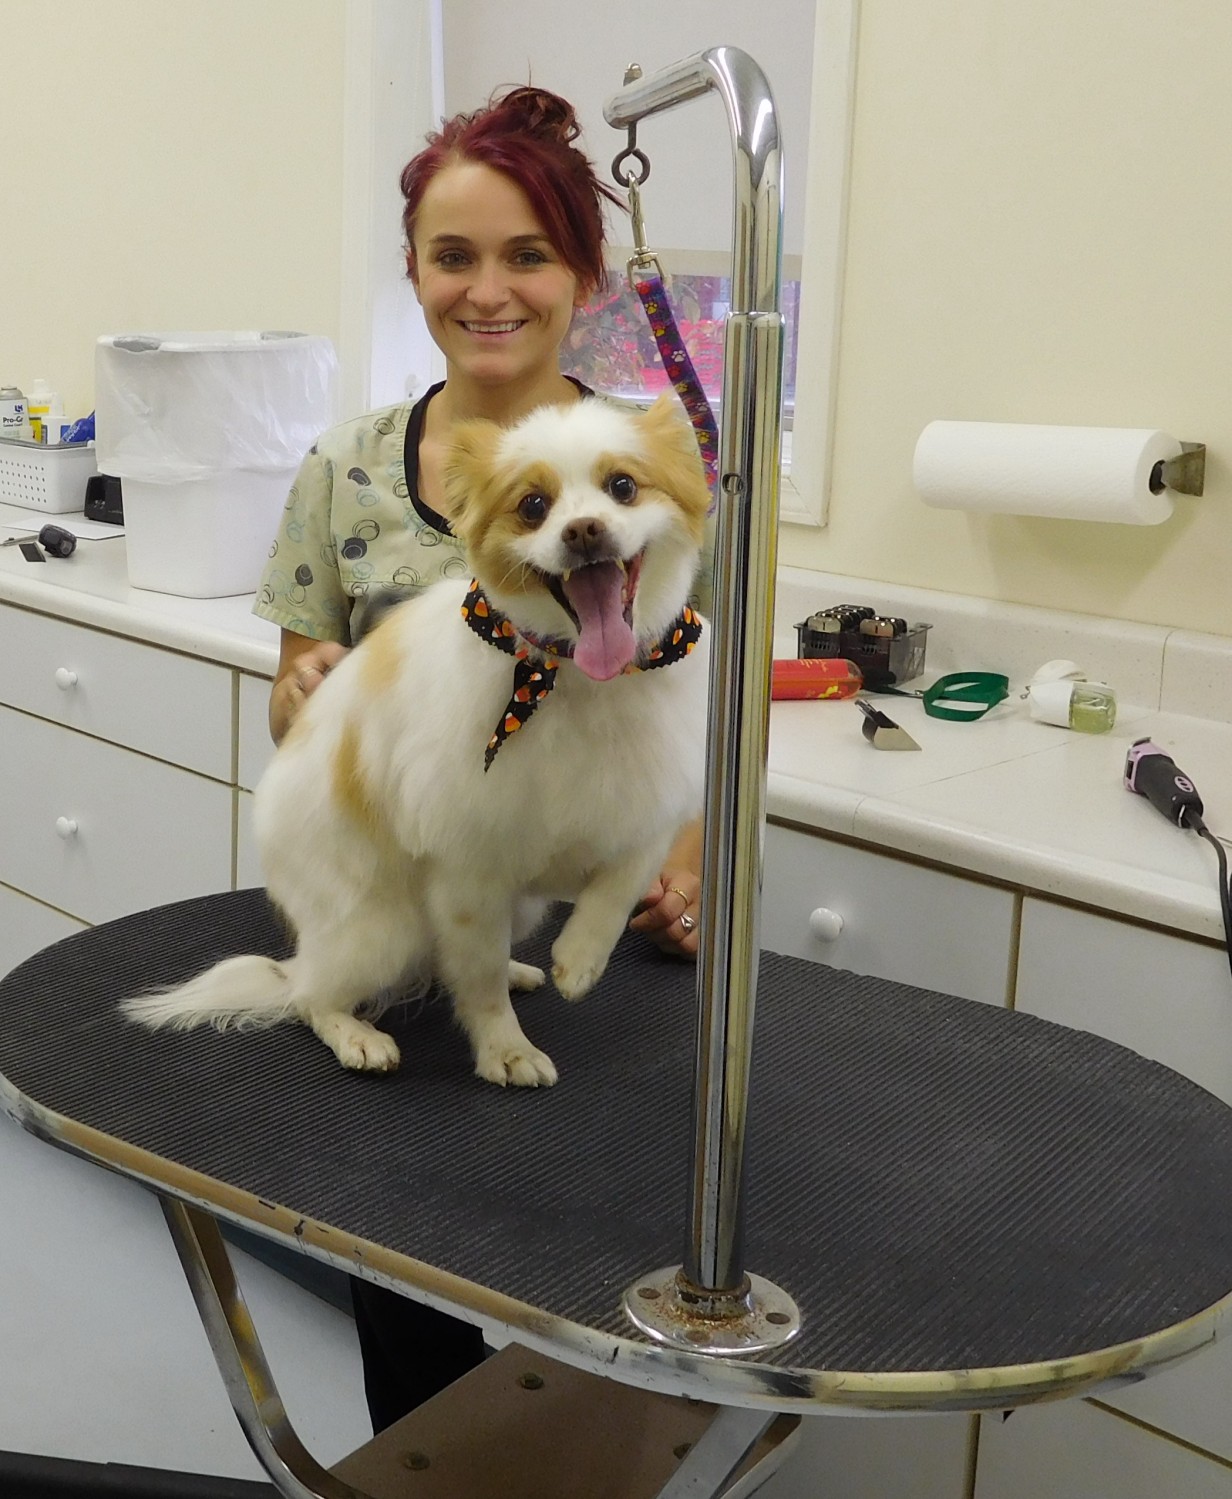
left=406, top=249, right=421, bottom=301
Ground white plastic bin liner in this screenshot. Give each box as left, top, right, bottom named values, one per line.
left=93, top=331, right=339, bottom=598
left=95, top=330, right=337, bottom=479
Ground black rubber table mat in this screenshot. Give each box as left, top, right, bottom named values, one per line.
left=3, top=887, right=1232, bottom=1379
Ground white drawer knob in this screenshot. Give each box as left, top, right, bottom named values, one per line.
left=55, top=817, right=79, bottom=839
left=54, top=667, right=78, bottom=690
left=808, top=907, right=844, bottom=942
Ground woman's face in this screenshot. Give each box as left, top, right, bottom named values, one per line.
left=409, top=160, right=583, bottom=389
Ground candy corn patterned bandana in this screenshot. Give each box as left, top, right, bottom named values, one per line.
left=461, top=580, right=703, bottom=770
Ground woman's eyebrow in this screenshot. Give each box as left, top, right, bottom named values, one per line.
left=425, top=233, right=552, bottom=249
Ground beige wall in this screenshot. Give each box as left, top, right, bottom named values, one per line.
left=0, top=0, right=347, bottom=420
left=4, top=2, right=1228, bottom=635
left=783, top=1, right=1232, bottom=636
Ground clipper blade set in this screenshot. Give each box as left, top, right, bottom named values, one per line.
left=795, top=605, right=931, bottom=688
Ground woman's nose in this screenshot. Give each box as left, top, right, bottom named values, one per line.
left=466, top=260, right=511, bottom=310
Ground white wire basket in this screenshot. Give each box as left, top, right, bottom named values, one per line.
left=0, top=437, right=97, bottom=514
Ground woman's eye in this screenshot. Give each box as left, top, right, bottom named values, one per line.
left=513, top=249, right=549, bottom=267
left=518, top=492, right=549, bottom=525
left=436, top=251, right=469, bottom=269
left=606, top=473, right=637, bottom=504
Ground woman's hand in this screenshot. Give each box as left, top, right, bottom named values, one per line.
left=269, top=632, right=350, bottom=744
left=628, top=818, right=703, bottom=958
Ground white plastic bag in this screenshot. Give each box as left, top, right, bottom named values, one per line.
left=94, top=330, right=338, bottom=481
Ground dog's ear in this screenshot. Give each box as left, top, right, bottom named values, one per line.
left=637, top=394, right=712, bottom=527
left=442, top=419, right=503, bottom=536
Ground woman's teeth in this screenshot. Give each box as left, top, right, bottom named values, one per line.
left=462, top=321, right=522, bottom=334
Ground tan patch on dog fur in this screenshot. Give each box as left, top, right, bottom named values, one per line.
left=449, top=445, right=564, bottom=602
left=331, top=720, right=380, bottom=836
left=442, top=419, right=505, bottom=536
left=358, top=607, right=405, bottom=697
left=624, top=395, right=712, bottom=541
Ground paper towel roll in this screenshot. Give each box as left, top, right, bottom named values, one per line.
left=913, top=421, right=1181, bottom=524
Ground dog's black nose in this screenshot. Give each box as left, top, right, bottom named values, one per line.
left=560, top=516, right=611, bottom=559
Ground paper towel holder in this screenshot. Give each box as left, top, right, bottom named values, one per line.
left=1152, top=442, right=1206, bottom=497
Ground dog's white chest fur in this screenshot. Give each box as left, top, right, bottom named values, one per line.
left=260, top=580, right=709, bottom=901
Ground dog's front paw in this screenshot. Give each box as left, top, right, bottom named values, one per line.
left=508, top=960, right=546, bottom=992
left=312, top=1014, right=401, bottom=1073
left=550, top=931, right=612, bottom=1001
left=474, top=1038, right=558, bottom=1089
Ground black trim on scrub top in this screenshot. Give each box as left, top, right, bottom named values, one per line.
left=403, top=377, right=594, bottom=536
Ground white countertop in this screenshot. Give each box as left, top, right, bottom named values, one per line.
left=2, top=508, right=1229, bottom=945
left=0, top=502, right=279, bottom=674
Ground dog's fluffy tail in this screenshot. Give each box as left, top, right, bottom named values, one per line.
left=120, top=955, right=298, bottom=1033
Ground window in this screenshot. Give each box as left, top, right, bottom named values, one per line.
left=562, top=262, right=803, bottom=418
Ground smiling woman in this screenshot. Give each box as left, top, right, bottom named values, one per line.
left=247, top=81, right=711, bottom=1437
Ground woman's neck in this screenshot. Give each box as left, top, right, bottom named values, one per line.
left=427, top=369, right=580, bottom=430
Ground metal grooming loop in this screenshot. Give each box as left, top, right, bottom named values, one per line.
left=606, top=47, right=799, bottom=1354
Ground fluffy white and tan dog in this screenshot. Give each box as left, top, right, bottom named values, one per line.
left=122, top=395, right=711, bottom=1087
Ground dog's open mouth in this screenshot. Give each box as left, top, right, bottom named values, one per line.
left=548, top=551, right=644, bottom=681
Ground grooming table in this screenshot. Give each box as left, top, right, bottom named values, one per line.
left=3, top=887, right=1232, bottom=1497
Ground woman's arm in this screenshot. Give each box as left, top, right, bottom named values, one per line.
left=268, top=629, right=350, bottom=744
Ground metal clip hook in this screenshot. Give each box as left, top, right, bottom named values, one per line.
left=610, top=62, right=662, bottom=285
left=623, top=177, right=663, bottom=286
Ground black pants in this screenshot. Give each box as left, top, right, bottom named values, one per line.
left=350, top=1277, right=487, bottom=1433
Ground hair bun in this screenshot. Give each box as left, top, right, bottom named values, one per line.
left=494, top=85, right=581, bottom=146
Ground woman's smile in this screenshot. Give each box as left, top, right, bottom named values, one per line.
left=459, top=319, right=528, bottom=336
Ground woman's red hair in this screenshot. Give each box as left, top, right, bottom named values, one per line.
left=400, top=86, right=623, bottom=299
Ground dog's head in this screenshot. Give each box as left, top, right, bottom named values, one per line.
left=443, top=394, right=710, bottom=681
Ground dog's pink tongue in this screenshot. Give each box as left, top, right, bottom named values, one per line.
left=562, top=562, right=635, bottom=680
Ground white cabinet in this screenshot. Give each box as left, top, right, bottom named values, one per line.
left=1015, top=897, right=1232, bottom=1467
left=0, top=882, right=86, bottom=980
left=0, top=599, right=274, bottom=928
left=0, top=706, right=232, bottom=924
left=974, top=1399, right=1230, bottom=1499
left=763, top=822, right=1017, bottom=1005
left=236, top=788, right=263, bottom=889
left=761, top=1413, right=975, bottom=1499
left=0, top=1111, right=371, bottom=1476
left=0, top=604, right=232, bottom=778
left=238, top=669, right=276, bottom=790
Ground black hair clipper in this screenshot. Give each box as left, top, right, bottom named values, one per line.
left=1124, top=738, right=1204, bottom=827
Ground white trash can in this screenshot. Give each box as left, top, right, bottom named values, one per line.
left=95, top=330, right=338, bottom=598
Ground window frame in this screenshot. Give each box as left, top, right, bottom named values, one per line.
left=343, top=0, right=859, bottom=528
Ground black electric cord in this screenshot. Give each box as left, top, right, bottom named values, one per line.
left=1124, top=742, right=1232, bottom=980
left=1187, top=813, right=1232, bottom=981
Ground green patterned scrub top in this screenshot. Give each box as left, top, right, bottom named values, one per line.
left=253, top=387, right=468, bottom=645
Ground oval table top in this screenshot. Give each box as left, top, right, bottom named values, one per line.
left=2, top=887, right=1231, bottom=1413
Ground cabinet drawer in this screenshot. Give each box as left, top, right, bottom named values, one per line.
left=0, top=602, right=233, bottom=779
left=762, top=823, right=1016, bottom=1005
left=0, top=707, right=233, bottom=925
left=0, top=882, right=88, bottom=980
left=236, top=789, right=263, bottom=889
left=237, top=671, right=275, bottom=791
left=975, top=1399, right=1229, bottom=1497
left=1015, top=897, right=1232, bottom=1461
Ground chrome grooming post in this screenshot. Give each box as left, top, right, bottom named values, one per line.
left=606, top=49, right=800, bottom=1354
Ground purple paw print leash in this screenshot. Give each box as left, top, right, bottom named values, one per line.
left=631, top=268, right=719, bottom=502
left=613, top=143, right=719, bottom=505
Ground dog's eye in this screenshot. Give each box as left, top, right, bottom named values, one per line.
left=518, top=491, right=550, bottom=526
left=605, top=473, right=637, bottom=504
